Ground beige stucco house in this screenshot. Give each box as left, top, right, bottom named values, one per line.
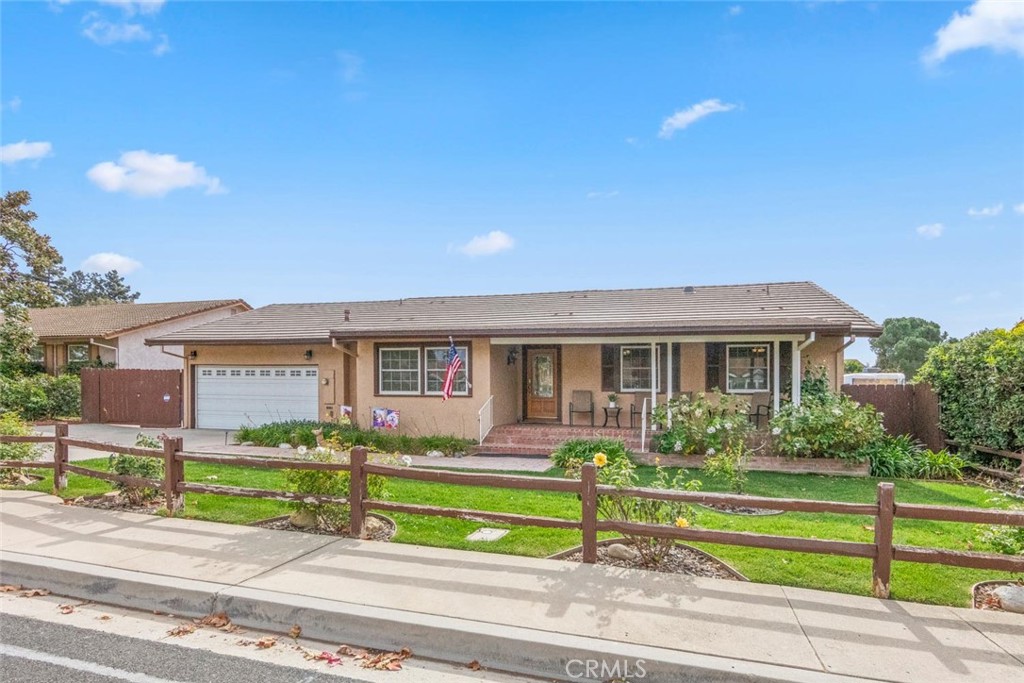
left=146, top=282, right=880, bottom=440
left=24, top=300, right=251, bottom=374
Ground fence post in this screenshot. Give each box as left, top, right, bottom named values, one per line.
left=163, top=436, right=184, bottom=515
left=581, top=463, right=598, bottom=564
left=53, top=423, right=69, bottom=491
left=872, top=482, right=895, bottom=599
left=349, top=447, right=367, bottom=539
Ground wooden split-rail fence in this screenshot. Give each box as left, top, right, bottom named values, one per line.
left=2, top=424, right=1022, bottom=600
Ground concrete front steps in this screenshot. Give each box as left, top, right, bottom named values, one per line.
left=474, top=423, right=647, bottom=455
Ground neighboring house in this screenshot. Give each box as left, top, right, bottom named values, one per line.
left=24, top=300, right=251, bottom=374
left=146, top=282, right=880, bottom=438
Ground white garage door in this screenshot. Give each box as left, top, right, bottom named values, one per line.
left=195, top=366, right=319, bottom=430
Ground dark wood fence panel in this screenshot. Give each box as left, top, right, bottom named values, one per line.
left=841, top=383, right=944, bottom=451
left=80, top=369, right=182, bottom=428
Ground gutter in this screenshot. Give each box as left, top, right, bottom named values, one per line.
left=797, top=332, right=817, bottom=351
left=159, top=346, right=185, bottom=360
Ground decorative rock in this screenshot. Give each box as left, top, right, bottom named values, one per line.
left=278, top=443, right=293, bottom=449
left=993, top=585, right=1024, bottom=614
left=606, top=543, right=640, bottom=561
left=240, top=441, right=255, bottom=447
left=288, top=510, right=316, bottom=529
left=363, top=517, right=386, bottom=534
left=426, top=450, right=444, bottom=458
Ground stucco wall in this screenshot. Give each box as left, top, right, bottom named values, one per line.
left=489, top=344, right=520, bottom=427
left=120, top=306, right=245, bottom=370
left=800, top=335, right=846, bottom=390
left=182, top=343, right=344, bottom=428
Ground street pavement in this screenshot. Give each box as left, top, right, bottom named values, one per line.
left=1, top=490, right=1021, bottom=682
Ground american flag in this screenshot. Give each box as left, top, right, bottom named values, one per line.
left=441, top=339, right=463, bottom=401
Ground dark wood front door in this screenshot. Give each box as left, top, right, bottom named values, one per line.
left=525, top=347, right=559, bottom=421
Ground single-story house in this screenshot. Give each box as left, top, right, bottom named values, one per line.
left=145, top=282, right=880, bottom=440
left=24, top=299, right=251, bottom=374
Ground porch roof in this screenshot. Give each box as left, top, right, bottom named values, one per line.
left=146, top=281, right=879, bottom=346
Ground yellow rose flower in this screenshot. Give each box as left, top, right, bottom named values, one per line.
left=593, top=452, right=608, bottom=467
left=654, top=456, right=661, bottom=465
left=675, top=517, right=689, bottom=528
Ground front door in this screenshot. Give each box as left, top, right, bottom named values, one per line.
left=525, top=347, right=559, bottom=421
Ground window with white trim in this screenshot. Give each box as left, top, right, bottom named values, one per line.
left=425, top=346, right=468, bottom=395
left=727, top=344, right=770, bottom=393
left=620, top=345, right=659, bottom=392
left=67, top=344, right=89, bottom=363
left=379, top=347, right=421, bottom=394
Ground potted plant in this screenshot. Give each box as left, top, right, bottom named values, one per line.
left=607, top=393, right=618, bottom=408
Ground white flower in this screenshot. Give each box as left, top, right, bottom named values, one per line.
left=831, top=408, right=842, bottom=416
left=724, top=422, right=733, bottom=430
left=673, top=440, right=683, bottom=452
left=706, top=448, right=716, bottom=456
left=771, top=427, right=782, bottom=436
left=694, top=409, right=703, bottom=417
left=401, top=455, right=413, bottom=466
left=296, top=445, right=308, bottom=455
left=706, top=426, right=717, bottom=434
left=315, top=446, right=329, bottom=454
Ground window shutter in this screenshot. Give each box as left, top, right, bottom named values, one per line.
left=601, top=345, right=618, bottom=392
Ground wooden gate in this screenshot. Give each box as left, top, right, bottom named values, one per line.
left=81, top=369, right=183, bottom=428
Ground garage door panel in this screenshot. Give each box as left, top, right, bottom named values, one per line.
left=195, top=366, right=318, bottom=429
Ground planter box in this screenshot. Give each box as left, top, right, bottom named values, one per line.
left=636, top=453, right=870, bottom=476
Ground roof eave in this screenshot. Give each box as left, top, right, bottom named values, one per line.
left=327, top=322, right=854, bottom=340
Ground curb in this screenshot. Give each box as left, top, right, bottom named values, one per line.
left=1, top=550, right=868, bottom=683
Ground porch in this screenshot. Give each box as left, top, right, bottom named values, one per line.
left=474, top=423, right=646, bottom=456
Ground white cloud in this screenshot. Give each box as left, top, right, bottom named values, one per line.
left=1, top=141, right=53, bottom=165
left=967, top=203, right=1003, bottom=217
left=152, top=33, right=171, bottom=56
left=456, top=231, right=515, bottom=257
left=658, top=99, right=737, bottom=139
left=728, top=6, right=743, bottom=17
left=916, top=223, right=944, bottom=239
left=586, top=190, right=619, bottom=200
left=99, top=0, right=165, bottom=16
left=922, top=0, right=1024, bottom=66
left=86, top=150, right=226, bottom=197
left=624, top=136, right=638, bottom=145
left=337, top=51, right=363, bottom=83
left=1, top=96, right=22, bottom=112
left=1014, top=203, right=1024, bottom=215
left=81, top=252, right=142, bottom=274
left=82, top=13, right=151, bottom=45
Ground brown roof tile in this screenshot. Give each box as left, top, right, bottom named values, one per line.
left=147, top=282, right=879, bottom=345
left=24, top=300, right=250, bottom=340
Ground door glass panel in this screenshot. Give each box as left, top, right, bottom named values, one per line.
left=532, top=355, right=553, bottom=398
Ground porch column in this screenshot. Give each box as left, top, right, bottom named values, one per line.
left=650, top=341, right=657, bottom=419
left=792, top=340, right=802, bottom=406
left=666, top=342, right=673, bottom=428
left=773, top=340, right=780, bottom=413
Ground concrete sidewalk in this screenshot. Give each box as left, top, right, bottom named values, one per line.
left=1, top=490, right=1020, bottom=682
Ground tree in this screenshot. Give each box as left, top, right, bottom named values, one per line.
left=869, top=317, right=947, bottom=378
left=0, top=191, right=63, bottom=310
left=55, top=269, right=140, bottom=306
left=0, top=304, right=37, bottom=377
left=844, top=359, right=865, bottom=373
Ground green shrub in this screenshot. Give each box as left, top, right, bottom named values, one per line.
left=703, top=443, right=752, bottom=494
left=593, top=456, right=702, bottom=568
left=862, top=434, right=921, bottom=478
left=918, top=325, right=1024, bottom=452
left=652, top=391, right=753, bottom=456
left=913, top=448, right=966, bottom=480
left=234, top=420, right=474, bottom=456
left=770, top=392, right=884, bottom=460
left=285, top=438, right=391, bottom=532
left=0, top=374, right=81, bottom=420
left=977, top=497, right=1024, bottom=556
left=0, top=412, right=41, bottom=482
left=550, top=438, right=633, bottom=470
left=108, top=434, right=164, bottom=506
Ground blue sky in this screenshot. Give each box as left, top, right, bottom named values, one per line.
left=2, top=1, right=1022, bottom=363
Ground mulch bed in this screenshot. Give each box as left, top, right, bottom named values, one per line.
left=558, top=542, right=744, bottom=581
left=251, top=513, right=396, bottom=542
left=700, top=502, right=785, bottom=516
left=964, top=472, right=1024, bottom=499
left=70, top=492, right=164, bottom=514
left=973, top=580, right=1023, bottom=611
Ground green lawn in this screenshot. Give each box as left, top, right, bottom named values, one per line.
left=19, top=459, right=1019, bottom=607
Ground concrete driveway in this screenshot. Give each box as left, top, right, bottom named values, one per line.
left=31, top=423, right=237, bottom=462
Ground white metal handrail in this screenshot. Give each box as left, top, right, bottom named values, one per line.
left=640, top=397, right=649, bottom=452
left=478, top=395, right=495, bottom=444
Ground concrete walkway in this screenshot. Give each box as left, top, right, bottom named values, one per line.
left=1, top=490, right=1020, bottom=682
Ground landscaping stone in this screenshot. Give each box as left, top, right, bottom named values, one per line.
left=993, top=585, right=1024, bottom=614
left=606, top=543, right=640, bottom=561
left=239, top=441, right=255, bottom=447
left=288, top=510, right=316, bottom=529
left=425, top=450, right=444, bottom=458
left=362, top=516, right=387, bottom=536
left=278, top=443, right=292, bottom=449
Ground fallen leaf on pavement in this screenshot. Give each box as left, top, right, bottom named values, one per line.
left=288, top=624, right=302, bottom=640
left=58, top=601, right=90, bottom=615
left=0, top=585, right=23, bottom=592
left=167, top=623, right=197, bottom=637
left=313, top=651, right=343, bottom=666
left=337, top=644, right=366, bottom=658
left=97, top=615, right=112, bottom=621
left=236, top=639, right=255, bottom=647
left=20, top=588, right=51, bottom=597
left=468, top=660, right=482, bottom=671
left=195, top=612, right=231, bottom=628
left=359, top=647, right=412, bottom=671
left=256, top=636, right=277, bottom=649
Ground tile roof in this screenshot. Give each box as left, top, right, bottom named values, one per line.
left=146, top=282, right=880, bottom=345
left=23, top=300, right=250, bottom=339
